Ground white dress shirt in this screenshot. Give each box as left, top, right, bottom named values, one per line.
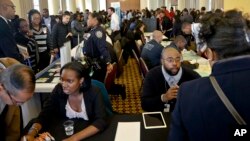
left=110, top=13, right=120, bottom=31
left=191, top=23, right=207, bottom=53
left=162, top=65, right=182, bottom=87
left=65, top=98, right=89, bottom=120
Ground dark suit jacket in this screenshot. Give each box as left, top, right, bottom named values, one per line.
left=35, top=84, right=107, bottom=131
left=0, top=17, right=24, bottom=63
left=141, top=66, right=200, bottom=112
left=169, top=56, right=250, bottom=141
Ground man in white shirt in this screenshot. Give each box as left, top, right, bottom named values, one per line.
left=182, top=22, right=207, bottom=54
left=107, top=7, right=120, bottom=41
left=42, top=8, right=57, bottom=33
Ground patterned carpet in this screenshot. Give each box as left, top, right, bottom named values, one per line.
left=111, top=57, right=143, bottom=114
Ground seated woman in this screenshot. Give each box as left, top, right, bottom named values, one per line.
left=24, top=62, right=107, bottom=141
left=0, top=58, right=36, bottom=141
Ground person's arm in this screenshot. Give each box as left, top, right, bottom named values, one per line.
left=168, top=85, right=188, bottom=141
left=51, top=24, right=59, bottom=53
left=141, top=70, right=165, bottom=111
left=0, top=37, right=24, bottom=63
left=22, top=123, right=42, bottom=141
left=94, top=29, right=113, bottom=73
left=22, top=84, right=62, bottom=140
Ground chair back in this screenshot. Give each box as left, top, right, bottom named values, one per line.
left=117, top=49, right=124, bottom=77
left=104, top=63, right=118, bottom=90
left=135, top=40, right=143, bottom=57
left=139, top=57, right=149, bottom=79
left=91, top=80, right=113, bottom=116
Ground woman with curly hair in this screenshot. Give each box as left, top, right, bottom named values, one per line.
left=169, top=10, right=250, bottom=141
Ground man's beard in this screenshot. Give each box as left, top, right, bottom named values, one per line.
left=164, top=67, right=180, bottom=76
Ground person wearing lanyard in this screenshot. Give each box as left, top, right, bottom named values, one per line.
left=141, top=47, right=200, bottom=112
left=83, top=12, right=113, bottom=82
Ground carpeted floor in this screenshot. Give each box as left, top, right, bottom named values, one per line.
left=111, top=57, right=144, bottom=114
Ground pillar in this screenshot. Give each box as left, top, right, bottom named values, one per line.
left=48, top=0, right=60, bottom=15
left=66, top=0, right=76, bottom=12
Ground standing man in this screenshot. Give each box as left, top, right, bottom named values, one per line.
left=42, top=8, right=57, bottom=34
left=182, top=22, right=206, bottom=54
left=107, top=7, right=120, bottom=41
left=51, top=11, right=72, bottom=56
left=83, top=12, right=113, bottom=82
left=0, top=0, right=24, bottom=63
left=141, top=47, right=200, bottom=112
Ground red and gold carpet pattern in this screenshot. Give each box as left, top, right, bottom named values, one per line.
left=111, top=57, right=143, bottom=114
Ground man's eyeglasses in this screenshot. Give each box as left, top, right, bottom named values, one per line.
left=163, top=57, right=182, bottom=63
left=4, top=86, right=24, bottom=105
left=5, top=4, right=16, bottom=9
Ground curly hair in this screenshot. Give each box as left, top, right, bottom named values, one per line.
left=199, top=9, right=250, bottom=59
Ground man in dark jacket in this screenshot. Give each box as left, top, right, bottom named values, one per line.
left=141, top=47, right=200, bottom=112
left=51, top=11, right=72, bottom=55
left=0, top=0, right=24, bottom=63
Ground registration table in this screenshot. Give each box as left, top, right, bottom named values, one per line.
left=43, top=113, right=171, bottom=141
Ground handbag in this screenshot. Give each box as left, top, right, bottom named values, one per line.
left=209, top=76, right=247, bottom=125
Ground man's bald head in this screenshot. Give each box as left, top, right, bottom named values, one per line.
left=0, top=0, right=15, bottom=19
left=161, top=47, right=181, bottom=58
left=161, top=47, right=182, bottom=75
left=152, top=30, right=163, bottom=43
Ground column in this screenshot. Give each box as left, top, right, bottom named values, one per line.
left=140, top=0, right=147, bottom=9
left=178, top=0, right=185, bottom=10
left=60, top=0, right=66, bottom=12
left=99, top=0, right=106, bottom=11
left=66, top=0, right=76, bottom=12
left=76, top=0, right=85, bottom=12
left=92, top=0, right=99, bottom=12
left=13, top=0, right=21, bottom=18
left=39, top=0, right=48, bottom=11
left=20, top=0, right=33, bottom=19
left=48, top=0, right=60, bottom=15
left=85, top=0, right=92, bottom=11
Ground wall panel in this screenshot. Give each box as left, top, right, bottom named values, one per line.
left=106, top=0, right=140, bottom=11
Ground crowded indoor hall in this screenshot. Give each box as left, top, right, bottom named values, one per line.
left=0, top=0, right=249, bottom=140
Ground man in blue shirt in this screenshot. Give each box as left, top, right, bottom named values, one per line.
left=141, top=30, right=163, bottom=69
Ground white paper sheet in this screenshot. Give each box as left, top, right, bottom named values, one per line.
left=60, top=41, right=71, bottom=67
left=114, top=122, right=140, bottom=141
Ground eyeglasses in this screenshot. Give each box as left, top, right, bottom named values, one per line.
left=4, top=85, right=24, bottom=105
left=6, top=89, right=16, bottom=105
left=163, top=57, right=182, bottom=63
left=5, top=4, right=16, bottom=9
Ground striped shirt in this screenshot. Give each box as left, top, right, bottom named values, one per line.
left=31, top=26, right=49, bottom=53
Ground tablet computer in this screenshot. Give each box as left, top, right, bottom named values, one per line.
left=142, top=112, right=167, bottom=129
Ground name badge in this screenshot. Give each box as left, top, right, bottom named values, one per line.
left=164, top=104, right=170, bottom=112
